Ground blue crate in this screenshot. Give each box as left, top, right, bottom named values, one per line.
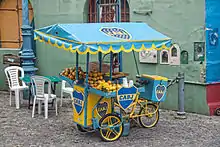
left=140, top=74, right=168, bottom=102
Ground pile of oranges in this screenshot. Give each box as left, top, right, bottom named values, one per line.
left=61, top=68, right=123, bottom=92
left=60, top=67, right=85, bottom=80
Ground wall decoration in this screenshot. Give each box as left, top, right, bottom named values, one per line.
left=194, top=42, right=205, bottom=61
left=160, top=50, right=170, bottom=64
left=208, top=28, right=218, bottom=46
left=180, top=50, right=188, bottom=64
left=139, top=50, right=157, bottom=63
left=170, top=44, right=180, bottom=65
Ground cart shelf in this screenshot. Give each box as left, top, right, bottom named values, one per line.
left=59, top=75, right=145, bottom=98
left=89, top=87, right=116, bottom=98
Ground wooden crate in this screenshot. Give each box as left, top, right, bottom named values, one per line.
left=89, top=61, right=110, bottom=73
left=3, top=54, right=20, bottom=66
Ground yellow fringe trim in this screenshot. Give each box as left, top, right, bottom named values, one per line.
left=34, top=36, right=170, bottom=55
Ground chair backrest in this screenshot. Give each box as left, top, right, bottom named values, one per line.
left=61, top=80, right=66, bottom=89
left=31, top=76, right=51, bottom=98
left=61, top=80, right=71, bottom=89
left=4, top=66, right=25, bottom=88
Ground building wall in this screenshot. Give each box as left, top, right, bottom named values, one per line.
left=0, top=49, right=20, bottom=90
left=0, top=0, right=33, bottom=90
left=30, top=0, right=209, bottom=114
left=126, top=0, right=208, bottom=114
left=205, top=0, right=220, bottom=115
left=205, top=0, right=220, bottom=83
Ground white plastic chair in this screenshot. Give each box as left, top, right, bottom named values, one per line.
left=31, top=76, right=58, bottom=119
left=60, top=80, right=73, bottom=107
left=4, top=66, right=28, bottom=109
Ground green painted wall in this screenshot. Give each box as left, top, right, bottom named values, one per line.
left=0, top=49, right=20, bottom=90
left=126, top=0, right=208, bottom=114
left=29, top=0, right=209, bottom=114
left=160, top=82, right=209, bottom=115
left=128, top=0, right=205, bottom=81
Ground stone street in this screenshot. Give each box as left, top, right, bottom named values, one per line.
left=0, top=91, right=220, bottom=147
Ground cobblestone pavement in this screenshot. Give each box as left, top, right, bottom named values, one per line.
left=0, top=91, right=220, bottom=147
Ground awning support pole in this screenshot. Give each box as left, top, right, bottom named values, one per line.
left=99, top=52, right=102, bottom=72
left=84, top=52, right=90, bottom=127
left=110, top=52, right=113, bottom=81
left=76, top=52, right=79, bottom=80
left=132, top=50, right=140, bottom=75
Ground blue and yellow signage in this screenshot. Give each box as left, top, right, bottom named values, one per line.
left=155, top=84, right=166, bottom=101
left=96, top=101, right=108, bottom=118
left=100, top=27, right=132, bottom=40
left=72, top=90, right=84, bottom=114
left=117, top=86, right=137, bottom=110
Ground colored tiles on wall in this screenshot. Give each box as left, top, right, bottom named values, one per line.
left=206, top=0, right=220, bottom=83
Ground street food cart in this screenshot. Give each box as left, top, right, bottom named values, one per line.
left=34, top=22, right=172, bottom=141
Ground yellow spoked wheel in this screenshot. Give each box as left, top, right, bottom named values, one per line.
left=99, top=113, right=123, bottom=142
left=138, top=104, right=159, bottom=128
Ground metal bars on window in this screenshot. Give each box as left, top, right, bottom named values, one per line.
left=88, top=0, right=129, bottom=23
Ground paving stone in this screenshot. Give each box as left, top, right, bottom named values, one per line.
left=0, top=91, right=220, bottom=147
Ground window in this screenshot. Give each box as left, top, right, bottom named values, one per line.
left=170, top=43, right=180, bottom=65
left=160, top=50, right=170, bottom=64
left=88, top=0, right=130, bottom=23
left=171, top=47, right=177, bottom=57
left=0, top=0, right=33, bottom=49
left=194, top=42, right=205, bottom=61
left=181, top=50, right=188, bottom=64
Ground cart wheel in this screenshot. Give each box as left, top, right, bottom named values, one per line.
left=215, top=108, right=220, bottom=116
left=138, top=104, right=159, bottom=128
left=99, top=113, right=123, bottom=142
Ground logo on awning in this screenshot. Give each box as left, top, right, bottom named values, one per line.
left=100, top=27, right=132, bottom=40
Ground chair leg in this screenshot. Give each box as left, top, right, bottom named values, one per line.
left=60, top=91, right=63, bottom=107
left=44, top=99, right=48, bottom=119
left=32, top=97, right=36, bottom=118
left=20, top=91, right=23, bottom=105
left=15, top=90, right=20, bottom=109
left=69, top=92, right=73, bottom=101
left=9, top=90, right=12, bottom=106
left=38, top=100, right=42, bottom=114
left=55, top=98, right=58, bottom=116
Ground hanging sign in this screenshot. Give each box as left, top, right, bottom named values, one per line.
left=117, top=86, right=137, bottom=110
left=100, top=27, right=132, bottom=40
left=72, top=90, right=84, bottom=114
left=139, top=50, right=157, bottom=63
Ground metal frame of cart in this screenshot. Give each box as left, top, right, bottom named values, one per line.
left=34, top=22, right=172, bottom=141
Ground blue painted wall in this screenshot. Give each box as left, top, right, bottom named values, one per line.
left=206, top=0, right=220, bottom=83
